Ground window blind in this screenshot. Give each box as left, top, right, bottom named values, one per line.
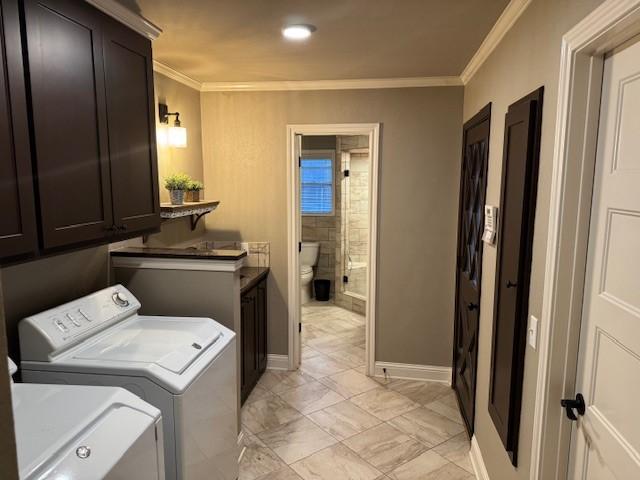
left=301, top=158, right=333, bottom=215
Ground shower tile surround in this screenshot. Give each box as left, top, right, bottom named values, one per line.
left=301, top=135, right=369, bottom=315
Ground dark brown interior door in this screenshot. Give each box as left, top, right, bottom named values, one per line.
left=0, top=0, right=37, bottom=259
left=453, top=104, right=491, bottom=436
left=488, top=88, right=543, bottom=466
left=102, top=16, right=160, bottom=234
left=24, top=0, right=113, bottom=249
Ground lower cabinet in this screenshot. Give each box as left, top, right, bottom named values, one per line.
left=241, top=275, right=268, bottom=404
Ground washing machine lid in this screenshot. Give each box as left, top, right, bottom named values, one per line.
left=73, top=316, right=222, bottom=374
left=12, top=383, right=160, bottom=480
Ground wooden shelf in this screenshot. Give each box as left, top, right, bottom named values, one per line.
left=159, top=200, right=220, bottom=230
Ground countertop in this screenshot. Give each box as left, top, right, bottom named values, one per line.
left=240, top=267, right=270, bottom=293
left=110, top=246, right=247, bottom=261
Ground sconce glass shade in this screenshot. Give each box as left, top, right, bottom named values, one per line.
left=168, top=126, right=187, bottom=148
left=156, top=126, right=168, bottom=147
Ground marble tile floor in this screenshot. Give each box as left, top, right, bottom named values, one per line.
left=240, top=301, right=475, bottom=480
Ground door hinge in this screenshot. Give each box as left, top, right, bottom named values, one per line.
left=298, top=242, right=302, bottom=253
left=343, top=169, right=350, bottom=177
left=343, top=275, right=349, bottom=283
left=298, top=156, right=302, bottom=168
left=298, top=322, right=302, bottom=333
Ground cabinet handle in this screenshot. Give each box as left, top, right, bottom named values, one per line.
left=506, top=280, right=518, bottom=289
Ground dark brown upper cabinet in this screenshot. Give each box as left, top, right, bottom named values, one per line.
left=488, top=87, right=543, bottom=466
left=103, top=16, right=159, bottom=234
left=21, top=0, right=159, bottom=251
left=0, top=0, right=37, bottom=259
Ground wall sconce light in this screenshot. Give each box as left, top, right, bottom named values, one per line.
left=159, top=103, right=187, bottom=148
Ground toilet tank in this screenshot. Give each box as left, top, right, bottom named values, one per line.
left=300, top=242, right=320, bottom=266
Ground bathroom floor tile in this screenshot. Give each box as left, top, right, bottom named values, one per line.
left=350, top=388, right=419, bottom=421
left=299, top=352, right=351, bottom=379
left=318, top=368, right=380, bottom=398
left=327, top=344, right=366, bottom=367
left=278, top=381, right=345, bottom=414
left=242, top=396, right=303, bottom=434
left=291, top=444, right=382, bottom=480
left=253, top=466, right=304, bottom=480
left=245, top=386, right=274, bottom=405
left=256, top=417, right=338, bottom=464
left=239, top=442, right=287, bottom=480
left=258, top=370, right=314, bottom=394
left=342, top=423, right=428, bottom=473
left=433, top=433, right=473, bottom=473
left=307, top=400, right=381, bottom=440
left=385, top=380, right=452, bottom=406
left=387, top=451, right=450, bottom=480
left=388, top=407, right=465, bottom=447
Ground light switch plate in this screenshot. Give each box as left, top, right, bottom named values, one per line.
left=528, top=315, right=539, bottom=350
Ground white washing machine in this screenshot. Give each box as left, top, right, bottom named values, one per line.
left=9, top=358, right=165, bottom=480
left=18, top=285, right=238, bottom=480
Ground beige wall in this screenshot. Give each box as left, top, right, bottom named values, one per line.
left=200, top=87, right=463, bottom=362
left=155, top=72, right=205, bottom=203
left=462, top=0, right=605, bottom=478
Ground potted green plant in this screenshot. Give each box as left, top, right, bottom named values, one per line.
left=164, top=173, right=191, bottom=205
left=185, top=180, right=204, bottom=202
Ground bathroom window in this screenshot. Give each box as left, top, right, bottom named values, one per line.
left=300, top=151, right=335, bottom=215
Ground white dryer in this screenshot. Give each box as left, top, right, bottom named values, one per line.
left=9, top=358, right=165, bottom=480
left=18, top=285, right=239, bottom=480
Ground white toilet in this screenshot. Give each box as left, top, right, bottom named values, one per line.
left=300, top=242, right=320, bottom=304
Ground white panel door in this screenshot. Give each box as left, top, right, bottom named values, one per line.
left=569, top=39, right=640, bottom=479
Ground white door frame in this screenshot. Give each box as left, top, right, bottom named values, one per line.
left=531, top=1, right=640, bottom=478
left=286, top=123, right=381, bottom=374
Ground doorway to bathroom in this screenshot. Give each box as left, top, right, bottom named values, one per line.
left=287, top=124, right=380, bottom=376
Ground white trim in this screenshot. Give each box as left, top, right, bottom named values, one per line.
left=460, top=0, right=532, bottom=84
left=374, top=362, right=452, bottom=384
left=287, top=123, right=380, bottom=375
left=110, top=255, right=245, bottom=272
left=153, top=61, right=202, bottom=91
left=469, top=435, right=490, bottom=480
left=266, top=354, right=289, bottom=371
left=201, top=76, right=462, bottom=92
left=85, top=0, right=162, bottom=40
left=531, top=1, right=640, bottom=479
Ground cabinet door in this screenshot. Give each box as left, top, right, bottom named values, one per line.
left=241, top=289, right=258, bottom=403
left=0, top=0, right=37, bottom=259
left=257, top=279, right=268, bottom=373
left=102, top=17, right=160, bottom=234
left=24, top=0, right=113, bottom=249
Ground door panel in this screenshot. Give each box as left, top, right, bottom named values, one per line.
left=0, top=0, right=37, bottom=258
left=103, top=17, right=160, bottom=233
left=570, top=40, right=640, bottom=479
left=488, top=88, right=543, bottom=465
left=24, top=0, right=112, bottom=248
left=453, top=104, right=491, bottom=436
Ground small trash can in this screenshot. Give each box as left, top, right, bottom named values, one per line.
left=314, top=279, right=331, bottom=301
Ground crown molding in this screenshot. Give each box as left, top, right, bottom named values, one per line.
left=199, top=76, right=462, bottom=92
left=153, top=61, right=203, bottom=91
left=86, top=0, right=162, bottom=40
left=460, top=0, right=532, bottom=84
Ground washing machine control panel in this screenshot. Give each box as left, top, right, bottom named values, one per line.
left=19, top=285, right=141, bottom=361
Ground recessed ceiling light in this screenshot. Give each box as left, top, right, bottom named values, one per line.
left=282, top=24, right=316, bottom=40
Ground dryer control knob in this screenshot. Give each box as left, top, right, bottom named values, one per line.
left=113, top=292, right=129, bottom=307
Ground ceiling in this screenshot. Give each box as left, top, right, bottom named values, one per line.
left=120, top=0, right=510, bottom=83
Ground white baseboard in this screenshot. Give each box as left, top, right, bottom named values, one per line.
left=469, top=435, right=490, bottom=480
left=374, top=361, right=452, bottom=384
left=267, top=354, right=289, bottom=371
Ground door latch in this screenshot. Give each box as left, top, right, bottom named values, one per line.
left=561, top=393, right=586, bottom=421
